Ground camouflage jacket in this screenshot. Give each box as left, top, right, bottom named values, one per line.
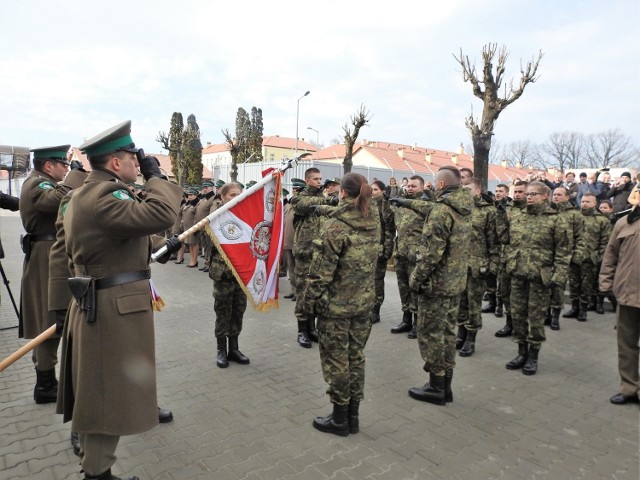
left=555, top=200, right=584, bottom=265
left=503, top=202, right=571, bottom=286
left=468, top=195, right=500, bottom=277
left=374, top=196, right=396, bottom=260
left=301, top=198, right=381, bottom=319
left=393, top=193, right=428, bottom=260
left=290, top=185, right=334, bottom=257
left=410, top=186, right=473, bottom=296
left=578, top=207, right=611, bottom=265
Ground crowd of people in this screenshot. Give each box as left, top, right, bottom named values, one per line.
left=3, top=136, right=639, bottom=479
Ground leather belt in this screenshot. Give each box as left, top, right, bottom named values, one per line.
left=95, top=269, right=150, bottom=290
left=31, top=234, right=56, bottom=242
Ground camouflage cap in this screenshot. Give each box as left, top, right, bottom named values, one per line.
left=31, top=145, right=71, bottom=164
left=79, top=120, right=140, bottom=158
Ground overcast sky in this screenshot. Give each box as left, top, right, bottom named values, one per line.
left=1, top=0, right=638, bottom=156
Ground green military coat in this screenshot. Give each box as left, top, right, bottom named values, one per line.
left=57, top=170, right=182, bottom=436
left=19, top=169, right=86, bottom=338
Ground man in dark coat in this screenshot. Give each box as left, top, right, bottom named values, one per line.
left=56, top=121, right=183, bottom=480
left=19, top=145, right=86, bottom=404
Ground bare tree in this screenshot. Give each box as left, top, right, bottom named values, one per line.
left=584, top=129, right=636, bottom=168
left=342, top=104, right=371, bottom=174
left=221, top=128, right=240, bottom=182
left=539, top=132, right=585, bottom=172
left=157, top=112, right=186, bottom=186
left=503, top=140, right=539, bottom=168
left=453, top=43, right=543, bottom=189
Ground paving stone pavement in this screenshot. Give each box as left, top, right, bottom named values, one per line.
left=0, top=212, right=638, bottom=480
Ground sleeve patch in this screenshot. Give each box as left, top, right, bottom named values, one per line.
left=37, top=181, right=54, bottom=190
left=112, top=189, right=134, bottom=201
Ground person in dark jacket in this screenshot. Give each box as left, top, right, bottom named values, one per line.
left=605, top=172, right=635, bottom=213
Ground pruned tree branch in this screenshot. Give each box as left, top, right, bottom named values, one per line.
left=342, top=104, right=372, bottom=174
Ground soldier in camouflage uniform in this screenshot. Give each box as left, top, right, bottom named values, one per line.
left=457, top=179, right=499, bottom=357
left=300, top=173, right=380, bottom=436
left=499, top=181, right=571, bottom=376
left=574, top=193, right=612, bottom=319
left=195, top=181, right=216, bottom=273
left=405, top=167, right=473, bottom=406
left=290, top=168, right=337, bottom=348
left=549, top=186, right=583, bottom=329
left=370, top=180, right=396, bottom=324
left=389, top=175, right=427, bottom=337
left=494, top=180, right=528, bottom=337
left=209, top=183, right=250, bottom=368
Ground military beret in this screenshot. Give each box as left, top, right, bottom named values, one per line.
left=291, top=178, right=306, bottom=190
left=282, top=188, right=290, bottom=196
left=215, top=179, right=226, bottom=188
left=202, top=181, right=214, bottom=188
left=79, top=120, right=140, bottom=158
left=31, top=145, right=71, bottom=164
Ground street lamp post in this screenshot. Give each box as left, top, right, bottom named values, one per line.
left=307, top=126, right=319, bottom=149
left=295, top=90, right=310, bottom=158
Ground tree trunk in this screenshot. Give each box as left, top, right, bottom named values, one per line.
left=472, top=132, right=491, bottom=189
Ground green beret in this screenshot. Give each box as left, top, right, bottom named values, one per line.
left=31, top=145, right=71, bottom=163
left=79, top=120, right=139, bottom=158
left=215, top=179, right=226, bottom=188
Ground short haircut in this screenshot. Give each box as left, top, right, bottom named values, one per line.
left=304, top=167, right=320, bottom=179
left=582, top=192, right=597, bottom=200
left=513, top=179, right=529, bottom=187
left=409, top=175, right=424, bottom=186
left=469, top=178, right=483, bottom=190
left=459, top=167, right=473, bottom=177
left=553, top=186, right=571, bottom=196
left=599, top=199, right=613, bottom=208
left=435, top=167, right=461, bottom=186
left=496, top=183, right=509, bottom=190
left=529, top=181, right=550, bottom=197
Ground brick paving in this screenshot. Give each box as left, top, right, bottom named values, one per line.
left=0, top=212, right=638, bottom=480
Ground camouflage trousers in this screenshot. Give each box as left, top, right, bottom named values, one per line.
left=394, top=255, right=417, bottom=313
left=374, top=257, right=388, bottom=305
left=549, top=280, right=567, bottom=310
left=213, top=277, right=247, bottom=338
left=510, top=276, right=548, bottom=348
left=417, top=293, right=459, bottom=376
left=497, top=267, right=512, bottom=315
left=457, top=272, right=484, bottom=331
left=568, top=262, right=600, bottom=304
left=484, top=272, right=497, bottom=295
left=293, top=253, right=314, bottom=322
left=318, top=314, right=372, bottom=406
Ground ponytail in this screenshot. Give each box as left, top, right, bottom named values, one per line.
left=340, top=173, right=371, bottom=217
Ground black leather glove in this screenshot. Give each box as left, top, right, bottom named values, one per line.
left=330, top=195, right=339, bottom=206
left=165, top=235, right=182, bottom=255
left=627, top=206, right=640, bottom=224
left=70, top=160, right=86, bottom=172
left=389, top=197, right=406, bottom=208
left=55, top=315, right=65, bottom=335
left=139, top=156, right=166, bottom=181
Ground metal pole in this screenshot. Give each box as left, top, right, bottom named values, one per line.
left=307, top=127, right=319, bottom=150
left=295, top=91, right=310, bottom=158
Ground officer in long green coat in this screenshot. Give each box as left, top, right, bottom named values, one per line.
left=300, top=173, right=380, bottom=437
left=19, top=145, right=87, bottom=404
left=56, top=121, right=183, bottom=480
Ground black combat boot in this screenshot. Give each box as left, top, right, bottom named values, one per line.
left=481, top=293, right=496, bottom=313
left=577, top=303, right=588, bottom=322
left=587, top=295, right=597, bottom=311
left=408, top=372, right=446, bottom=405
left=595, top=295, right=605, bottom=314
left=522, top=346, right=539, bottom=376
left=494, top=315, right=513, bottom=338
left=444, top=369, right=453, bottom=403
left=459, top=329, right=477, bottom=357
left=607, top=293, right=618, bottom=312
left=312, top=403, right=349, bottom=437
left=348, top=399, right=360, bottom=434
left=34, top=368, right=58, bottom=404
left=216, top=336, right=229, bottom=368
left=550, top=308, right=561, bottom=331
left=543, top=308, right=552, bottom=326
left=562, top=300, right=580, bottom=318
left=297, top=321, right=312, bottom=348
left=506, top=343, right=528, bottom=370
left=494, top=298, right=504, bottom=318
left=84, top=468, right=139, bottom=479
left=308, top=318, right=319, bottom=343
left=407, top=313, right=418, bottom=339
left=390, top=311, right=413, bottom=334
left=455, top=325, right=467, bottom=350
left=227, top=336, right=250, bottom=364
left=371, top=304, right=381, bottom=324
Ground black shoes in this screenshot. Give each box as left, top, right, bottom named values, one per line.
left=577, top=303, right=588, bottom=322
left=408, top=372, right=446, bottom=406
left=312, top=403, right=349, bottom=437
left=609, top=393, right=640, bottom=405
left=407, top=314, right=417, bottom=339
left=371, top=304, right=381, bottom=324
left=283, top=293, right=295, bottom=299
left=84, top=468, right=139, bottom=479
left=297, top=321, right=312, bottom=348
left=481, top=293, right=496, bottom=313
left=495, top=315, right=513, bottom=337
left=227, top=336, right=250, bottom=364
left=494, top=300, right=504, bottom=318
left=455, top=325, right=467, bottom=350
left=158, top=407, right=173, bottom=423
left=550, top=308, right=561, bottom=331
left=506, top=343, right=528, bottom=370
left=522, top=347, right=539, bottom=375
left=348, top=400, right=360, bottom=434
left=563, top=300, right=580, bottom=318
left=216, top=336, right=229, bottom=368
left=34, top=368, right=58, bottom=404
left=459, top=330, right=476, bottom=357
left=391, top=311, right=413, bottom=334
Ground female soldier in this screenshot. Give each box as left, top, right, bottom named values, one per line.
left=370, top=180, right=396, bottom=324
left=209, top=182, right=250, bottom=368
left=182, top=188, right=200, bottom=268
left=300, top=173, right=380, bottom=436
